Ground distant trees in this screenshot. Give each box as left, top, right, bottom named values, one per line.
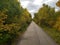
left=34, top=4, right=60, bottom=31
left=0, top=0, right=32, bottom=45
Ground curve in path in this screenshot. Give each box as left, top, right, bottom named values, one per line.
left=17, top=21, right=58, bottom=45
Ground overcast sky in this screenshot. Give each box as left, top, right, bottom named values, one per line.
left=19, top=0, right=59, bottom=18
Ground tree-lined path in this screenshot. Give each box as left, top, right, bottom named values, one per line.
left=17, top=21, right=58, bottom=45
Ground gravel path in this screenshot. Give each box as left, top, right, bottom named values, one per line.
left=17, top=21, right=58, bottom=45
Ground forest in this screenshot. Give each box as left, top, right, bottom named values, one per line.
left=33, top=1, right=60, bottom=45
left=0, top=0, right=60, bottom=45
left=0, top=0, right=32, bottom=45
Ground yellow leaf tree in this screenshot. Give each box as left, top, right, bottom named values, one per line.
left=56, top=0, right=60, bottom=7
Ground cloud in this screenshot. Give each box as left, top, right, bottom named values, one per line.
left=20, top=1, right=30, bottom=8
left=20, top=0, right=34, bottom=2
left=27, top=2, right=39, bottom=11
left=45, top=1, right=56, bottom=7
left=20, top=0, right=59, bottom=14
left=44, top=0, right=58, bottom=7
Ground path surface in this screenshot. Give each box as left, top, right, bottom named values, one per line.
left=17, top=21, right=58, bottom=45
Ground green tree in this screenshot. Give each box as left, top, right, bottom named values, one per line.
left=0, top=0, right=32, bottom=45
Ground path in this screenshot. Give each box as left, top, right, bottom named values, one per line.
left=17, top=21, right=58, bottom=45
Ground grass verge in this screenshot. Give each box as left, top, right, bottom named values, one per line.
left=42, top=26, right=60, bottom=45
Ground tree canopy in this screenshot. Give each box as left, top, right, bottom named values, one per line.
left=0, top=0, right=32, bottom=45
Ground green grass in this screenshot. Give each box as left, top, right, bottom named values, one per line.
left=42, top=26, right=60, bottom=45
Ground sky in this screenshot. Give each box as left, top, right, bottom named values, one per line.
left=19, top=0, right=59, bottom=18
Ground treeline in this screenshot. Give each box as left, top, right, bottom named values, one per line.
left=0, top=0, right=32, bottom=45
left=33, top=4, right=60, bottom=44
left=34, top=4, right=60, bottom=31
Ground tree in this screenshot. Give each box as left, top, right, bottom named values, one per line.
left=0, top=0, right=32, bottom=45
left=56, top=0, right=60, bottom=7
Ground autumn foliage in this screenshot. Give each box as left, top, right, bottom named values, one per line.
left=56, top=0, right=60, bottom=7
left=0, top=0, right=32, bottom=45
left=33, top=4, right=60, bottom=45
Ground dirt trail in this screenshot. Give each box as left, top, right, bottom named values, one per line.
left=17, top=21, right=58, bottom=45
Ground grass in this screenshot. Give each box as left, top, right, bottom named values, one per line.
left=42, top=26, right=60, bottom=45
